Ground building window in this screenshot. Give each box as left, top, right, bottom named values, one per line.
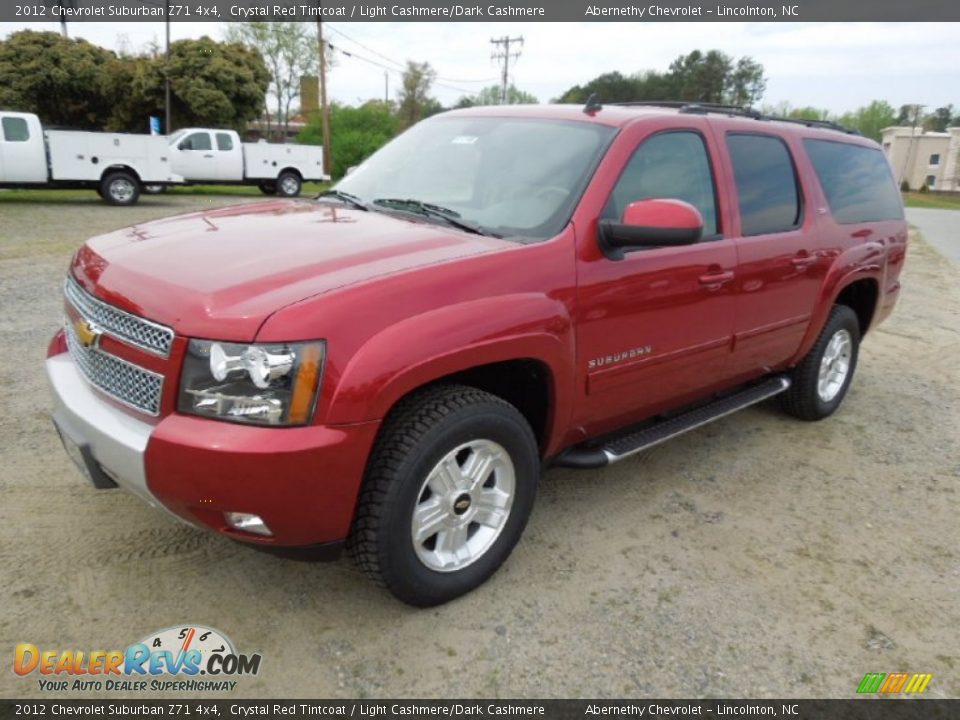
left=929, top=153, right=940, bottom=166
left=926, top=175, right=936, bottom=189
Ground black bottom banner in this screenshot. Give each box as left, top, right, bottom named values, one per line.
left=1, top=700, right=958, bottom=720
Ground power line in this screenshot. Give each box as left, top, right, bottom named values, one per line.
left=324, top=40, right=481, bottom=97
left=326, top=24, right=498, bottom=85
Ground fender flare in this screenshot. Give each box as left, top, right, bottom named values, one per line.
left=324, top=293, right=575, bottom=446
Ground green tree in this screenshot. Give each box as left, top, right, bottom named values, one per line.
left=397, top=61, right=437, bottom=129
left=0, top=30, right=116, bottom=128
left=299, top=101, right=398, bottom=179
left=456, top=84, right=538, bottom=107
left=727, top=56, right=767, bottom=107
left=923, top=105, right=954, bottom=132
left=837, top=100, right=897, bottom=142
left=106, top=37, right=270, bottom=133
left=224, top=22, right=325, bottom=139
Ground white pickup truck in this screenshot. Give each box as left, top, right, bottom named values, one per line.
left=0, top=111, right=183, bottom=205
left=167, top=128, right=329, bottom=197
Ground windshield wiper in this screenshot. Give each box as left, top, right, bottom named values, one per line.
left=372, top=198, right=498, bottom=237
left=315, top=189, right=371, bottom=211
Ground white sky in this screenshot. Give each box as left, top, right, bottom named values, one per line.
left=1, top=21, right=958, bottom=113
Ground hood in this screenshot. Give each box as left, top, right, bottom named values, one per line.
left=71, top=199, right=513, bottom=341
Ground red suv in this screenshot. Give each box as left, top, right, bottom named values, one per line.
left=47, top=102, right=907, bottom=605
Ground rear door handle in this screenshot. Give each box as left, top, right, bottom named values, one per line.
left=203, top=154, right=214, bottom=158
left=791, top=254, right=817, bottom=269
left=699, top=270, right=734, bottom=286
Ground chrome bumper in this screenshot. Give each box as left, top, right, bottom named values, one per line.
left=46, top=353, right=159, bottom=509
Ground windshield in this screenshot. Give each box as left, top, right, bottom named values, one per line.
left=333, top=115, right=616, bottom=240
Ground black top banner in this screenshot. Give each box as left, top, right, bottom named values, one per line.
left=6, top=0, right=960, bottom=22
left=1, top=700, right=959, bottom=720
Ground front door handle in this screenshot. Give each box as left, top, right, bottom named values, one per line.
left=203, top=154, right=214, bottom=159
left=699, top=270, right=734, bottom=287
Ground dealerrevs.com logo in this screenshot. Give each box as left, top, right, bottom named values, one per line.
left=13, top=625, right=261, bottom=693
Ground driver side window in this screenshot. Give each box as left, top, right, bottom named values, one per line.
left=605, top=131, right=719, bottom=237
left=180, top=132, right=212, bottom=151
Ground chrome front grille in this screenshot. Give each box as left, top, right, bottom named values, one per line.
left=65, top=321, right=164, bottom=416
left=65, top=277, right=174, bottom=357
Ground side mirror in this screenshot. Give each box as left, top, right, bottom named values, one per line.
left=598, top=198, right=703, bottom=259
left=178, top=141, right=190, bottom=151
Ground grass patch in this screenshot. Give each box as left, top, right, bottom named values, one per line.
left=0, top=182, right=330, bottom=204
left=902, top=192, right=960, bottom=210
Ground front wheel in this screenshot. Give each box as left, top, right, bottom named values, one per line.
left=275, top=170, right=302, bottom=197
left=100, top=171, right=140, bottom=206
left=782, top=304, right=860, bottom=421
left=348, top=385, right=539, bottom=606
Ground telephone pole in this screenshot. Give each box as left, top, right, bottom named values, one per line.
left=490, top=35, right=523, bottom=104
left=164, top=12, right=171, bottom=134
left=316, top=12, right=331, bottom=176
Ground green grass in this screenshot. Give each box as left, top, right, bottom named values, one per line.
left=0, top=182, right=330, bottom=204
left=902, top=192, right=960, bottom=210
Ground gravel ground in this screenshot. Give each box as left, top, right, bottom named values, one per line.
left=1, top=195, right=958, bottom=700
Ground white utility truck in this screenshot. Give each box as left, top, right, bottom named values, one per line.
left=0, top=111, right=183, bottom=205
left=167, top=128, right=329, bottom=197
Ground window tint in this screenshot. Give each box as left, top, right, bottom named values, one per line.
left=804, top=139, right=904, bottom=223
left=727, top=134, right=801, bottom=236
left=929, top=153, right=940, bottom=166
left=180, top=132, right=211, bottom=151
left=216, top=132, right=233, bottom=151
left=2, top=116, right=29, bottom=142
left=606, top=131, right=718, bottom=235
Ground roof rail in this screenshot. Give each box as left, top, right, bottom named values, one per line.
left=608, top=100, right=859, bottom=134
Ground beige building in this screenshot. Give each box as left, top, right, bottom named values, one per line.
left=880, top=126, right=960, bottom=192
left=881, top=126, right=960, bottom=192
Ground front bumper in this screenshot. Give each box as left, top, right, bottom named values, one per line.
left=46, top=352, right=380, bottom=548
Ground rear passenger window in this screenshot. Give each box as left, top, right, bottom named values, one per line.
left=216, top=133, right=233, bottom=151
left=727, top=134, right=801, bottom=236
left=606, top=131, right=718, bottom=236
left=2, top=117, right=29, bottom=142
left=803, top=139, right=904, bottom=223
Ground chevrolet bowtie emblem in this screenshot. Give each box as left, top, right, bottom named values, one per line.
left=73, top=316, right=103, bottom=349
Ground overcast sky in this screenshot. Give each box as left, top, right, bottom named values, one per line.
left=2, top=21, right=958, bottom=113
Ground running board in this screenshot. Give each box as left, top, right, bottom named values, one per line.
left=555, top=376, right=791, bottom=469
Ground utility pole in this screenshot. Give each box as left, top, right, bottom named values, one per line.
left=317, top=12, right=332, bottom=177
left=900, top=104, right=924, bottom=189
left=490, top=35, right=523, bottom=104
left=164, top=12, right=171, bottom=135
left=384, top=71, right=389, bottom=105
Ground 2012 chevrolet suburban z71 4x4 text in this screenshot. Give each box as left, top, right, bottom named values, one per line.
left=47, top=101, right=908, bottom=605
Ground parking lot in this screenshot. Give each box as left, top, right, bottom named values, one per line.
left=1, top=192, right=958, bottom=699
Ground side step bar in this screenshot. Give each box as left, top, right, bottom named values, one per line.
left=555, top=375, right=791, bottom=469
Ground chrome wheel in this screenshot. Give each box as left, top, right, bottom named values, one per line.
left=279, top=174, right=300, bottom=196
left=817, top=328, right=852, bottom=402
left=411, top=439, right=515, bottom=573
left=109, top=178, right=135, bottom=203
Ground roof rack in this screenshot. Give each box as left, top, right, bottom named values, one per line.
left=606, top=100, right=860, bottom=134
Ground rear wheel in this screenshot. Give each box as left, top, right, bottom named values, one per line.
left=276, top=170, right=302, bottom=197
left=100, top=171, right=140, bottom=206
left=257, top=180, right=277, bottom=195
left=349, top=385, right=539, bottom=606
left=782, top=305, right=860, bottom=421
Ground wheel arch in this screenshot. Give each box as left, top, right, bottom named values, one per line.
left=100, top=164, right=142, bottom=184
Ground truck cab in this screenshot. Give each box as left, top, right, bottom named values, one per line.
left=167, top=129, right=244, bottom=183
left=0, top=111, right=48, bottom=183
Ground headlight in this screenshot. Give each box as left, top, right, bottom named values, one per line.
left=178, top=339, right=325, bottom=426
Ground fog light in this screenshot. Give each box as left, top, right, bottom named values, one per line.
left=224, top=512, right=272, bottom=537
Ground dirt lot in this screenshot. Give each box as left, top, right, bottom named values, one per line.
left=1, top=193, right=958, bottom=699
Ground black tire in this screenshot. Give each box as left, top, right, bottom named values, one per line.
left=348, top=384, right=540, bottom=606
left=782, top=305, right=860, bottom=421
left=275, top=170, right=302, bottom=197
left=100, top=171, right=140, bottom=206
left=257, top=180, right=277, bottom=195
